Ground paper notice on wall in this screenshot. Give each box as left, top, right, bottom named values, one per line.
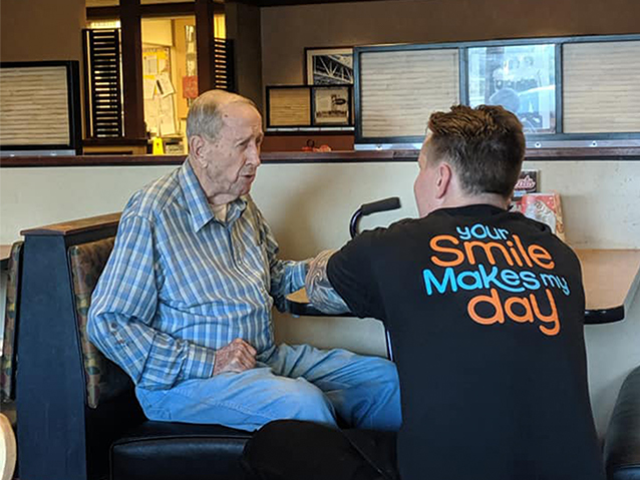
left=145, top=98, right=160, bottom=135
left=159, top=95, right=176, bottom=135
left=156, top=73, right=175, bottom=97
left=143, top=78, right=156, bottom=100
left=144, top=55, right=158, bottom=76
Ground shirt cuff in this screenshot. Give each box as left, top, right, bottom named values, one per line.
left=179, top=343, right=216, bottom=381
left=289, top=259, right=310, bottom=292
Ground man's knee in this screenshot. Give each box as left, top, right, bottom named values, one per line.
left=280, top=380, right=336, bottom=424
left=368, top=357, right=399, bottom=388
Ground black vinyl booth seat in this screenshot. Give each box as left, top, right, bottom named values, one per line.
left=604, top=366, right=640, bottom=480
left=15, top=214, right=254, bottom=480
left=111, top=422, right=252, bottom=480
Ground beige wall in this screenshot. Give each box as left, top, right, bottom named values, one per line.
left=1, top=0, right=86, bottom=62
left=1, top=159, right=639, bottom=437
left=261, top=0, right=640, bottom=89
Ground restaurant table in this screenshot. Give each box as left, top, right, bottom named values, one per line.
left=288, top=249, right=640, bottom=325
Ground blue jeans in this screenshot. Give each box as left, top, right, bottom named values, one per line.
left=136, top=343, right=401, bottom=432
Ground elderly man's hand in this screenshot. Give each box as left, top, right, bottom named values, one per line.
left=213, top=338, right=257, bottom=375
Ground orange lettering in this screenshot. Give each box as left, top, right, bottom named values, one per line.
left=505, top=296, right=534, bottom=323
left=464, top=241, right=513, bottom=266
left=530, top=289, right=560, bottom=336
left=512, top=234, right=533, bottom=267
left=528, top=245, right=555, bottom=270
left=430, top=235, right=464, bottom=267
left=468, top=289, right=505, bottom=326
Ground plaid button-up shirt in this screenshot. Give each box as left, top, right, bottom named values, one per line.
left=88, top=160, right=307, bottom=390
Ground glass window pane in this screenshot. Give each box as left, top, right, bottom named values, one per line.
left=563, top=41, right=640, bottom=133
left=468, top=44, right=556, bottom=134
left=360, top=49, right=459, bottom=138
left=141, top=16, right=197, bottom=148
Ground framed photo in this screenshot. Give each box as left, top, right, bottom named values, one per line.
left=312, top=86, right=352, bottom=126
left=305, top=47, right=353, bottom=85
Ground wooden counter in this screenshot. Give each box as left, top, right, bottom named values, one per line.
left=0, top=245, right=11, bottom=270
left=288, top=249, right=640, bottom=325
left=577, top=249, right=640, bottom=323
left=2, top=146, right=640, bottom=168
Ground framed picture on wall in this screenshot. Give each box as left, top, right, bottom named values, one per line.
left=312, top=85, right=352, bottom=125
left=305, top=47, right=353, bottom=85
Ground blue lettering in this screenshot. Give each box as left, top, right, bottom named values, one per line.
left=500, top=269, right=521, bottom=286
left=458, top=271, right=483, bottom=290
left=471, top=224, right=488, bottom=239
left=456, top=225, right=472, bottom=240
left=520, top=271, right=541, bottom=290
left=478, top=264, right=525, bottom=293
left=423, top=268, right=458, bottom=295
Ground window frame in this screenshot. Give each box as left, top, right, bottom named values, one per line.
left=354, top=34, right=640, bottom=149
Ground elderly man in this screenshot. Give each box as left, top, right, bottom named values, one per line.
left=88, top=90, right=401, bottom=432
left=244, top=105, right=605, bottom=480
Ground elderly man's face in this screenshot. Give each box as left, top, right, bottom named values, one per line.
left=201, top=102, right=264, bottom=202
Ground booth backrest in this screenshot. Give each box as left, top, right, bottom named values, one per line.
left=68, top=237, right=132, bottom=409
left=1, top=241, right=23, bottom=403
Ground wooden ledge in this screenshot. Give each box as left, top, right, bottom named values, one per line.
left=21, top=213, right=121, bottom=237
left=1, top=147, right=639, bottom=168
left=0, top=245, right=11, bottom=269
left=576, top=249, right=640, bottom=322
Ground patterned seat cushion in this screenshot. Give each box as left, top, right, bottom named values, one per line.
left=69, top=237, right=132, bottom=409
left=1, top=242, right=24, bottom=402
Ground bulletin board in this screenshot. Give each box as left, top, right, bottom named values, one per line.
left=142, top=46, right=177, bottom=136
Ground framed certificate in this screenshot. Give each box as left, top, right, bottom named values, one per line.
left=266, top=86, right=312, bottom=128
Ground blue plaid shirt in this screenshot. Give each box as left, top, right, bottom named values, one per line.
left=88, top=160, right=308, bottom=390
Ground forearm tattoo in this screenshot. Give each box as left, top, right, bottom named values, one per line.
left=305, top=250, right=350, bottom=314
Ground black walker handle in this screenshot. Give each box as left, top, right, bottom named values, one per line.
left=348, top=197, right=402, bottom=361
left=349, top=197, right=401, bottom=239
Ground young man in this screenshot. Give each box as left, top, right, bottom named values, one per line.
left=244, top=105, right=605, bottom=480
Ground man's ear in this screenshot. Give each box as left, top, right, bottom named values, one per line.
left=188, top=135, right=208, bottom=168
left=435, top=162, right=453, bottom=199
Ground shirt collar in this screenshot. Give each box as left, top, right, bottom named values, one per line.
left=179, top=160, right=247, bottom=233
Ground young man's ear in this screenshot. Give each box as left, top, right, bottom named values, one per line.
left=435, top=162, right=453, bottom=199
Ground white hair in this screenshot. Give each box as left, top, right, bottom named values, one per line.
left=186, top=90, right=257, bottom=142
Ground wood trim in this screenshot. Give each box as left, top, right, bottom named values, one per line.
left=86, top=6, right=120, bottom=19
left=83, top=137, right=148, bottom=146
left=87, top=3, right=224, bottom=20
left=525, top=147, right=640, bottom=161
left=0, top=155, right=185, bottom=167
left=120, top=0, right=146, bottom=140
left=21, top=213, right=121, bottom=237
left=195, top=0, right=215, bottom=93
left=2, top=147, right=640, bottom=168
